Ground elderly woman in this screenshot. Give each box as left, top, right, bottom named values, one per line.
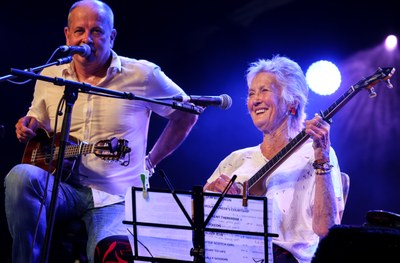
left=204, top=55, right=344, bottom=263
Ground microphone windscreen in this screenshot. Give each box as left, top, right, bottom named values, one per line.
left=79, top=44, right=91, bottom=58
left=220, top=94, right=232, bottom=110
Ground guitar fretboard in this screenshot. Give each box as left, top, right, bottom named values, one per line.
left=31, top=143, right=95, bottom=163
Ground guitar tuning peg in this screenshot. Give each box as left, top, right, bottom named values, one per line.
left=368, top=87, right=377, bottom=98
left=385, top=79, right=394, bottom=89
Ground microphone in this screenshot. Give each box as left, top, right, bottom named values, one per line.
left=58, top=44, right=91, bottom=58
left=172, top=94, right=232, bottom=110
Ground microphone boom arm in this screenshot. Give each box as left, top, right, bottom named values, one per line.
left=0, top=56, right=72, bottom=83
left=9, top=68, right=204, bottom=115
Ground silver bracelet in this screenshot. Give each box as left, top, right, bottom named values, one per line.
left=145, top=153, right=156, bottom=174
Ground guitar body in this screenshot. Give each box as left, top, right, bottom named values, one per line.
left=22, top=128, right=79, bottom=174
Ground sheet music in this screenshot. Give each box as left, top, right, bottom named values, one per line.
left=125, top=189, right=193, bottom=261
left=204, top=195, right=273, bottom=263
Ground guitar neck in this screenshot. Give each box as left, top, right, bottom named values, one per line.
left=247, top=130, right=309, bottom=189
left=56, top=143, right=95, bottom=159
left=319, top=80, right=364, bottom=121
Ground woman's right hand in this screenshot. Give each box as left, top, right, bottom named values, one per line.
left=15, top=116, right=40, bottom=143
left=204, top=174, right=241, bottom=194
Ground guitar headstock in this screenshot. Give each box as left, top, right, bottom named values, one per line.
left=94, top=137, right=131, bottom=164
left=355, top=67, right=396, bottom=97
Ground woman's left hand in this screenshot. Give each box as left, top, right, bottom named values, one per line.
left=305, top=114, right=331, bottom=160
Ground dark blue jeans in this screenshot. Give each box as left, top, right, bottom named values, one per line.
left=4, top=164, right=127, bottom=263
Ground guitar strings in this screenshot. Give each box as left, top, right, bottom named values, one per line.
left=31, top=143, right=93, bottom=161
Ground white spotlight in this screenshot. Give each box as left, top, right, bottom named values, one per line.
left=306, top=60, right=341, bottom=96
left=385, top=35, right=398, bottom=51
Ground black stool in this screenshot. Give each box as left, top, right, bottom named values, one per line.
left=52, top=219, right=88, bottom=263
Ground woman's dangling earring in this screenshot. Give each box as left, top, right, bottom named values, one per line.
left=289, top=107, right=297, bottom=116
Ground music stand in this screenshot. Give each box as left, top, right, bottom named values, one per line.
left=123, top=185, right=277, bottom=263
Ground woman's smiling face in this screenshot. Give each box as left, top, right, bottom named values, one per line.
left=247, top=72, right=288, bottom=133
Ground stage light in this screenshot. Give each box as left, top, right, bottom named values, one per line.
left=384, top=35, right=397, bottom=51
left=305, top=60, right=341, bottom=96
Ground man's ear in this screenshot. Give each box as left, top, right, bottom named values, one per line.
left=64, top=27, right=71, bottom=46
left=110, top=29, right=117, bottom=48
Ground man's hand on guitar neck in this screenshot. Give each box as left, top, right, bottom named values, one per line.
left=15, top=116, right=42, bottom=143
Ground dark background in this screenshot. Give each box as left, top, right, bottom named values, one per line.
left=1, top=0, right=399, bottom=260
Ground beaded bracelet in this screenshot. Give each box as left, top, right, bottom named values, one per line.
left=313, top=160, right=333, bottom=175
left=315, top=168, right=332, bottom=175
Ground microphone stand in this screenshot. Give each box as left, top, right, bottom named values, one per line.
left=0, top=56, right=72, bottom=83
left=8, top=65, right=204, bottom=263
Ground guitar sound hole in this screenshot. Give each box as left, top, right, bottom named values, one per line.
left=43, top=145, right=54, bottom=165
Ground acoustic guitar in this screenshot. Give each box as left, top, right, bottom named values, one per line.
left=22, top=128, right=131, bottom=175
